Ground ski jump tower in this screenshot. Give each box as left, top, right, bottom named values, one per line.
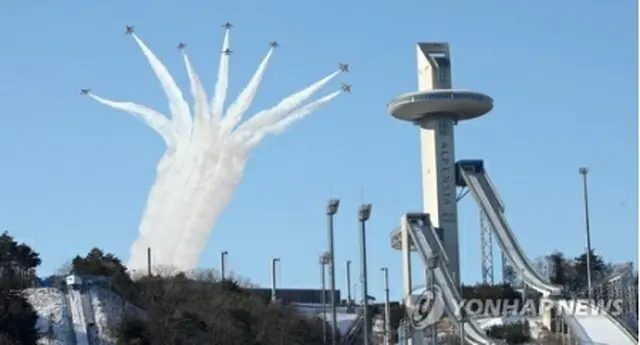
left=387, top=43, right=493, bottom=288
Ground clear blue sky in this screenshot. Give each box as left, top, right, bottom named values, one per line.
left=0, top=0, right=636, bottom=301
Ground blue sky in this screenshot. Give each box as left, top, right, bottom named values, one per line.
left=0, top=0, right=636, bottom=301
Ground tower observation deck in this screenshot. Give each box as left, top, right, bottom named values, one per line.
left=387, top=43, right=493, bottom=287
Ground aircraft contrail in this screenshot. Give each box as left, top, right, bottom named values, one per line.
left=85, top=25, right=347, bottom=272
left=211, top=29, right=231, bottom=123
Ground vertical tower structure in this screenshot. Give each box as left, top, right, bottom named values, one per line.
left=388, top=43, right=493, bottom=286
left=415, top=43, right=460, bottom=285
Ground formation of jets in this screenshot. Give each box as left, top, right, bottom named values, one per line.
left=80, top=89, right=90, bottom=95
left=98, top=25, right=351, bottom=96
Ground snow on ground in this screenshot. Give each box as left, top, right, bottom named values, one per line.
left=319, top=312, right=360, bottom=335
left=290, top=303, right=360, bottom=335
left=89, top=284, right=142, bottom=345
left=474, top=315, right=544, bottom=340
left=23, top=288, right=71, bottom=345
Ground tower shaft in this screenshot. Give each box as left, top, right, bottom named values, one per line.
left=416, top=43, right=461, bottom=286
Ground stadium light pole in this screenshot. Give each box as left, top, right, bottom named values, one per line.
left=319, top=252, right=329, bottom=344
left=381, top=267, right=391, bottom=345
left=327, top=198, right=340, bottom=345
left=459, top=308, right=467, bottom=345
left=579, top=167, right=593, bottom=300
left=347, top=260, right=352, bottom=303
left=359, top=203, right=372, bottom=345
left=428, top=256, right=439, bottom=345
left=271, top=257, right=280, bottom=302
left=146, top=247, right=152, bottom=276
left=220, top=250, right=228, bottom=280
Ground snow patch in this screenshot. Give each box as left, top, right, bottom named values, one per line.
left=23, top=288, right=72, bottom=345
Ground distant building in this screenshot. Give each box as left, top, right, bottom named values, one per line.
left=66, top=274, right=83, bottom=287
left=248, top=288, right=340, bottom=304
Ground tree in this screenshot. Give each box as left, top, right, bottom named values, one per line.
left=487, top=321, right=531, bottom=344
left=571, top=249, right=607, bottom=294
left=72, top=247, right=128, bottom=277
left=548, top=252, right=570, bottom=286
left=115, top=272, right=330, bottom=345
left=0, top=231, right=40, bottom=345
left=0, top=231, right=41, bottom=290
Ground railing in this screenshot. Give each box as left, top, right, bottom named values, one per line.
left=343, top=314, right=364, bottom=345
left=388, top=90, right=493, bottom=107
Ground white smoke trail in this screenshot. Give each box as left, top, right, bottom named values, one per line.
left=131, top=34, right=192, bottom=137
left=236, top=70, right=340, bottom=135
left=87, top=95, right=183, bottom=252
left=126, top=36, right=205, bottom=266
left=182, top=53, right=209, bottom=128
left=221, top=48, right=274, bottom=133
left=171, top=148, right=247, bottom=269
left=246, top=90, right=341, bottom=147
left=210, top=30, right=230, bottom=123
left=89, top=27, right=343, bottom=271
left=88, top=94, right=176, bottom=147
left=182, top=52, right=212, bottom=146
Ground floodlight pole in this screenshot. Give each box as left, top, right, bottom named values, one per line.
left=271, top=257, right=280, bottom=301
left=220, top=251, right=228, bottom=280
left=147, top=247, right=152, bottom=276
left=359, top=204, right=372, bottom=345
left=459, top=308, right=467, bottom=345
left=428, top=256, right=439, bottom=345
left=579, top=167, right=593, bottom=300
left=327, top=199, right=340, bottom=345
left=347, top=260, right=352, bottom=303
left=381, top=267, right=391, bottom=345
left=320, top=252, right=329, bottom=344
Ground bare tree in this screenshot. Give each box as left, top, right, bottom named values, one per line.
left=55, top=261, right=73, bottom=276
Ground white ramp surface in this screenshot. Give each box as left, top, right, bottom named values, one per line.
left=575, top=315, right=637, bottom=345
left=68, top=290, right=90, bottom=345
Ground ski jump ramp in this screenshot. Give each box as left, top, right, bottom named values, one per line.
left=397, top=160, right=636, bottom=345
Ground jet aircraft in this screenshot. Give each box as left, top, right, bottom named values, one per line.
left=339, top=63, right=349, bottom=72
left=341, top=83, right=352, bottom=93
left=80, top=89, right=90, bottom=95
left=177, top=42, right=187, bottom=50
left=222, top=22, right=233, bottom=29
left=270, top=41, right=279, bottom=48
left=222, top=48, right=233, bottom=55
left=125, top=25, right=134, bottom=35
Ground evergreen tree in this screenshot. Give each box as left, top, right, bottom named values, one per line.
left=548, top=252, right=570, bottom=286
left=571, top=249, right=607, bottom=293
left=0, top=232, right=40, bottom=345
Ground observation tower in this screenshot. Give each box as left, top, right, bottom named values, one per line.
left=387, top=43, right=493, bottom=287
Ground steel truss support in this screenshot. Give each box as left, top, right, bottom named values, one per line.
left=480, top=210, right=494, bottom=284
left=501, top=252, right=517, bottom=285
left=593, top=268, right=639, bottom=334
